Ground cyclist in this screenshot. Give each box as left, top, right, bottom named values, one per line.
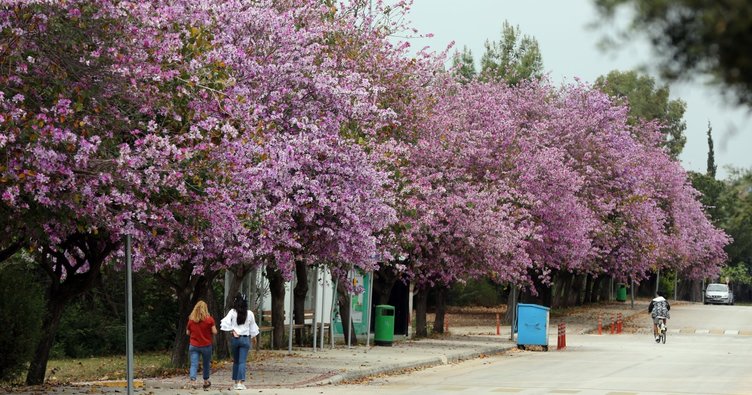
left=648, top=291, right=671, bottom=342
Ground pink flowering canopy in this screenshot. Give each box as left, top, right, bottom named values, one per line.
left=0, top=0, right=728, bottom=292
left=497, top=79, right=729, bottom=283
left=395, top=76, right=729, bottom=292
left=0, top=0, right=402, bottom=278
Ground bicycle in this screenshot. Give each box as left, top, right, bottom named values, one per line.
left=655, top=316, right=667, bottom=344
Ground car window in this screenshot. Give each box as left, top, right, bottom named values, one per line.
left=707, top=284, right=728, bottom=292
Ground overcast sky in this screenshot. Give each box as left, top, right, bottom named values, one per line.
left=401, top=0, right=752, bottom=179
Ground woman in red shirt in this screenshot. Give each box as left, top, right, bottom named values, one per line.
left=186, top=300, right=217, bottom=389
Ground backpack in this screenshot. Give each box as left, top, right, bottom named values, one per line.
left=651, top=300, right=669, bottom=318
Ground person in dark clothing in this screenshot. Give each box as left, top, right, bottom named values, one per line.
left=648, top=291, right=671, bottom=342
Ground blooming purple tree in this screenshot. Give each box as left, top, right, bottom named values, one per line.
left=1, top=0, right=730, bottom=380
left=504, top=80, right=729, bottom=298
left=400, top=80, right=598, bottom=333
left=0, top=0, right=204, bottom=382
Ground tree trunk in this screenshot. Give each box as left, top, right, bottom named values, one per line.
left=204, top=282, right=223, bottom=355
left=266, top=267, right=287, bottom=350
left=584, top=274, right=595, bottom=304
left=171, top=286, right=193, bottom=368
left=374, top=266, right=397, bottom=305
left=690, top=279, right=703, bottom=302
left=26, top=296, right=67, bottom=385
left=550, top=272, right=566, bottom=309
left=597, top=276, right=611, bottom=301
left=575, top=274, right=586, bottom=306
left=558, top=271, right=576, bottom=308
left=336, top=279, right=358, bottom=345
left=293, top=261, right=309, bottom=346
left=535, top=274, right=554, bottom=308
left=413, top=288, right=428, bottom=337
left=218, top=267, right=249, bottom=358
left=26, top=234, right=114, bottom=385
left=167, top=269, right=218, bottom=368
left=432, top=286, right=447, bottom=334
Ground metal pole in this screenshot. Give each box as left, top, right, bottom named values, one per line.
left=674, top=272, right=678, bottom=300
left=407, top=282, right=414, bottom=339
left=655, top=268, right=661, bottom=295
left=348, top=269, right=353, bottom=349
left=224, top=271, right=231, bottom=311
left=125, top=235, right=134, bottom=395
left=365, top=271, right=373, bottom=350
left=288, top=274, right=294, bottom=353
left=702, top=278, right=706, bottom=304
left=258, top=266, right=265, bottom=326
left=319, top=267, right=326, bottom=350
left=630, top=279, right=635, bottom=309
left=509, top=284, right=516, bottom=341
left=330, top=278, right=338, bottom=349
left=312, top=266, right=319, bottom=353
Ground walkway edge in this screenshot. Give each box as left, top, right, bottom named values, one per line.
left=310, top=344, right=516, bottom=387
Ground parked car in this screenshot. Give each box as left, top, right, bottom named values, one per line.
left=704, top=283, right=734, bottom=305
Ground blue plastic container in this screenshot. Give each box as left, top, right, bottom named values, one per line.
left=516, top=303, right=550, bottom=350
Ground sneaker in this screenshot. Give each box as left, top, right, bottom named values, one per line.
left=234, top=383, right=247, bottom=390
left=655, top=337, right=660, bottom=343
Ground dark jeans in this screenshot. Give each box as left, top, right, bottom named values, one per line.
left=189, top=344, right=212, bottom=381
left=230, top=336, right=251, bottom=381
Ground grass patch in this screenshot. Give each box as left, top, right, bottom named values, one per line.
left=44, top=352, right=181, bottom=384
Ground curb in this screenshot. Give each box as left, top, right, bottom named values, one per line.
left=73, top=380, right=144, bottom=388
left=312, top=343, right=516, bottom=386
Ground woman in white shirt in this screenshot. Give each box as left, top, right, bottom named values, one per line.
left=220, top=294, right=259, bottom=390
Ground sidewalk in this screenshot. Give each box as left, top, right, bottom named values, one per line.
left=144, top=334, right=518, bottom=392
left=17, top=301, right=649, bottom=394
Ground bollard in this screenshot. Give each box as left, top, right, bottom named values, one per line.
left=598, top=315, right=602, bottom=335
left=617, top=313, right=623, bottom=334
left=444, top=315, right=449, bottom=333
left=610, top=314, right=615, bottom=334
left=557, top=323, right=567, bottom=350
left=563, top=323, right=567, bottom=348
left=496, top=313, right=500, bottom=336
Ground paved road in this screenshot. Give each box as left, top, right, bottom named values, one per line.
left=263, top=303, right=752, bottom=395
left=665, top=303, right=752, bottom=335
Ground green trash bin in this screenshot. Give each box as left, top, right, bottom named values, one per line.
left=374, top=305, right=395, bottom=346
left=616, top=283, right=627, bottom=302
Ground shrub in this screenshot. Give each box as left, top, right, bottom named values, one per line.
left=0, top=256, right=44, bottom=382
left=448, top=277, right=505, bottom=307
left=52, top=266, right=177, bottom=358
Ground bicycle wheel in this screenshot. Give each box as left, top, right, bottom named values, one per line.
left=661, top=329, right=667, bottom=344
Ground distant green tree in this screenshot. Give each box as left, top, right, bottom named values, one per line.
left=688, top=123, right=725, bottom=226
left=706, top=122, right=717, bottom=178
left=689, top=171, right=726, bottom=227
left=595, top=70, right=687, bottom=158
left=720, top=170, right=752, bottom=286
left=451, top=46, right=477, bottom=84
left=594, top=0, right=752, bottom=107
left=480, top=21, right=543, bottom=85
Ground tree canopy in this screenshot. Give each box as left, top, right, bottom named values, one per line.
left=595, top=0, right=752, bottom=107
left=0, top=0, right=732, bottom=383
left=595, top=70, right=687, bottom=158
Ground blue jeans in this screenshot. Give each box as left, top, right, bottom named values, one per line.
left=189, top=345, right=213, bottom=381
left=230, top=336, right=251, bottom=381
